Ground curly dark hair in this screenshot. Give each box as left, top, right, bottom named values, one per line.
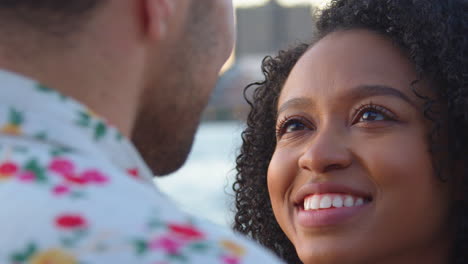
left=233, top=0, right=468, bottom=263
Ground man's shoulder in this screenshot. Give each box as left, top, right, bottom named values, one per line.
left=0, top=138, right=284, bottom=263
left=155, top=211, right=284, bottom=263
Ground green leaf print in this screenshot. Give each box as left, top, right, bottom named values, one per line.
left=24, top=243, right=37, bottom=257
left=37, top=84, right=53, bottom=93
left=188, top=242, right=210, bottom=252
left=10, top=242, right=37, bottom=262
left=10, top=253, right=26, bottom=263
left=60, top=237, right=75, bottom=248
left=59, top=229, right=88, bottom=249
left=24, top=159, right=47, bottom=183
left=74, top=228, right=89, bottom=240
left=34, top=132, right=48, bottom=141
left=50, top=146, right=73, bottom=157
left=132, top=239, right=149, bottom=255
left=76, top=111, right=108, bottom=141
left=9, top=108, right=23, bottom=126
left=37, top=84, right=67, bottom=100
left=94, top=121, right=107, bottom=141
left=148, top=219, right=165, bottom=229
left=76, top=111, right=91, bottom=127
left=116, top=131, right=124, bottom=141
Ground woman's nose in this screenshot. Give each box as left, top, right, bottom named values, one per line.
left=298, top=127, right=352, bottom=174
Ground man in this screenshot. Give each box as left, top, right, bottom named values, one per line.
left=0, top=1, right=283, bottom=263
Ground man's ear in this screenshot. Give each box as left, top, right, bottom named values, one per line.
left=141, top=0, right=175, bottom=41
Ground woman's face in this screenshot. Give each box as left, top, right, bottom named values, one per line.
left=268, top=30, right=453, bottom=264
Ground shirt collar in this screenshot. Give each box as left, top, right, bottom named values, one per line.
left=0, top=69, right=155, bottom=184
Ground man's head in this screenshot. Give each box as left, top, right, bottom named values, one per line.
left=0, top=0, right=235, bottom=176
left=132, top=0, right=236, bottom=176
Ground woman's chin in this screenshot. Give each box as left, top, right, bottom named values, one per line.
left=294, top=237, right=369, bottom=264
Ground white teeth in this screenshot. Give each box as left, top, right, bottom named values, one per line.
left=319, top=195, right=332, bottom=209
left=332, top=196, right=343, bottom=208
left=305, top=197, right=311, bottom=210
left=355, top=197, right=364, bottom=206
left=303, top=199, right=308, bottom=210
left=303, top=194, right=367, bottom=210
left=344, top=195, right=354, bottom=207
left=310, top=195, right=320, bottom=210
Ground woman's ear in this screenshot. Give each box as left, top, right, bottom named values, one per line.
left=141, top=0, right=175, bottom=41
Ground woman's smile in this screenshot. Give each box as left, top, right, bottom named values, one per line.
left=293, top=182, right=374, bottom=228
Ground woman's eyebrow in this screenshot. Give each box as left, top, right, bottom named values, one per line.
left=277, top=97, right=313, bottom=115
left=277, top=84, right=417, bottom=115
left=348, top=84, right=417, bottom=108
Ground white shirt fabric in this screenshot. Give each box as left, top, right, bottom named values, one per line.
left=0, top=70, right=283, bottom=264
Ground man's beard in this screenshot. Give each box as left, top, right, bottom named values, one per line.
left=131, top=10, right=218, bottom=176
left=131, top=69, right=205, bottom=176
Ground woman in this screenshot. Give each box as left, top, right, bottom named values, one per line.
left=233, top=0, right=467, bottom=263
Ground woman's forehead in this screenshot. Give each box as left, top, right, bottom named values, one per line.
left=278, top=29, right=420, bottom=106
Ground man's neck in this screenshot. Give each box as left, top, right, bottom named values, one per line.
left=0, top=41, right=145, bottom=137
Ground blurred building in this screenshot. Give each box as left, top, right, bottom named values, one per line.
left=204, top=1, right=316, bottom=121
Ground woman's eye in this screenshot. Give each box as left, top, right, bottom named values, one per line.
left=276, top=117, right=311, bottom=138
left=284, top=120, right=306, bottom=133
left=354, top=105, right=396, bottom=125
left=359, top=110, right=386, bottom=122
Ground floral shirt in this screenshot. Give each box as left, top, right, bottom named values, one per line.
left=0, top=70, right=283, bottom=264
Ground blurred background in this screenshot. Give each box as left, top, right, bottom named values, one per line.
left=154, top=0, right=329, bottom=227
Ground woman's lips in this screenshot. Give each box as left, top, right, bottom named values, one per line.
left=296, top=198, right=371, bottom=227
left=293, top=183, right=373, bottom=228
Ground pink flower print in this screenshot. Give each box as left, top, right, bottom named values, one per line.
left=49, top=158, right=75, bottom=175
left=81, top=169, right=108, bottom=185
left=127, top=168, right=139, bottom=179
left=168, top=223, right=205, bottom=241
left=63, top=173, right=88, bottom=185
left=55, top=214, right=87, bottom=230
left=0, top=161, right=18, bottom=179
left=17, top=171, right=36, bottom=182
left=221, top=255, right=240, bottom=264
left=53, top=184, right=71, bottom=196
left=149, top=236, right=184, bottom=255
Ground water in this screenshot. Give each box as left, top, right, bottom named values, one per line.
left=153, top=121, right=245, bottom=227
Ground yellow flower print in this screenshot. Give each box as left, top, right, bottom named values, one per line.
left=220, top=240, right=246, bottom=257
left=1, top=108, right=23, bottom=135
left=29, top=249, right=77, bottom=264
left=1, top=123, right=22, bottom=135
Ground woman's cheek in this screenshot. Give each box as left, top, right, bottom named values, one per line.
left=267, top=148, right=300, bottom=225
left=358, top=129, right=433, bottom=192
left=267, top=148, right=299, bottom=196
left=357, top=130, right=448, bottom=234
